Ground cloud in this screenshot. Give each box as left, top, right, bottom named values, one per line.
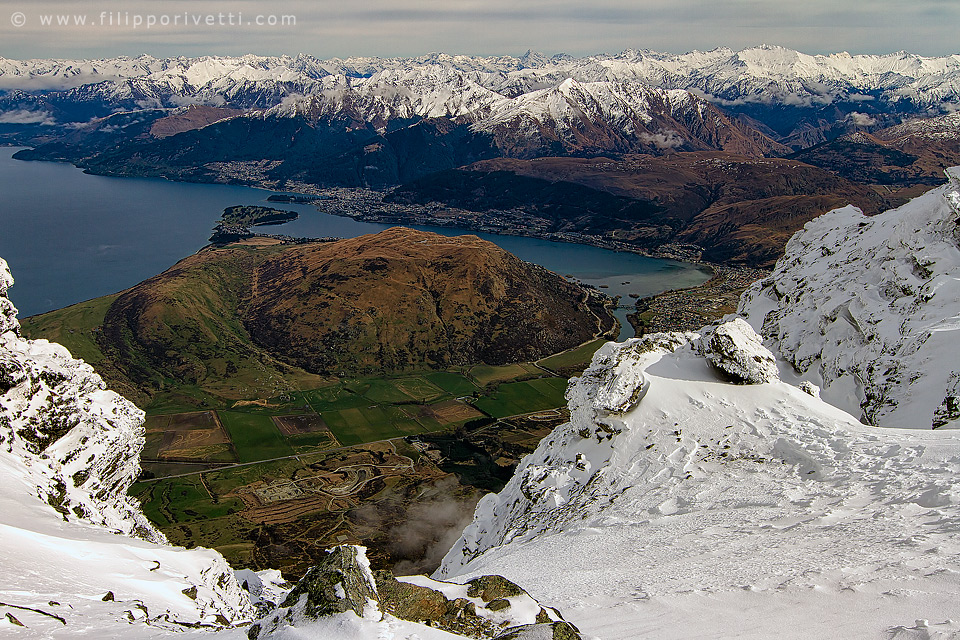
left=382, top=476, right=478, bottom=576
left=0, top=109, right=56, bottom=125
left=639, top=129, right=684, bottom=149
left=848, top=111, right=877, bottom=126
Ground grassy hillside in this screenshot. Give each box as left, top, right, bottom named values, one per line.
left=23, top=229, right=607, bottom=411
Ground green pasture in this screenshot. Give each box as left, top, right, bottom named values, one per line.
left=217, top=411, right=294, bottom=462
left=472, top=377, right=569, bottom=418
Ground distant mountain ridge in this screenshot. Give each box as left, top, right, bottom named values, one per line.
left=3, top=46, right=960, bottom=147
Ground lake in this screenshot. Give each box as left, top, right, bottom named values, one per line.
left=0, top=147, right=711, bottom=340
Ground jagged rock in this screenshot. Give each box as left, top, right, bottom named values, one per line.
left=280, top=545, right=377, bottom=618
left=0, top=257, right=164, bottom=541
left=466, top=575, right=525, bottom=602
left=250, top=558, right=571, bottom=639
left=494, top=621, right=584, bottom=640
left=249, top=545, right=378, bottom=638
left=700, top=319, right=779, bottom=384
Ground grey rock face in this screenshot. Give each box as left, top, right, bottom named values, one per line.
left=280, top=545, right=377, bottom=618
left=249, top=545, right=377, bottom=638
left=702, top=318, right=779, bottom=384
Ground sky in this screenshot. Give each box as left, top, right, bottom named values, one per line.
left=0, top=0, right=958, bottom=60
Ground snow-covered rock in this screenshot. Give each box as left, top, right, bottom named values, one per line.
left=437, top=333, right=960, bottom=639
left=740, top=167, right=960, bottom=429
left=250, top=545, right=574, bottom=639
left=250, top=545, right=379, bottom=638
left=698, top=318, right=779, bottom=384
left=0, top=258, right=255, bottom=636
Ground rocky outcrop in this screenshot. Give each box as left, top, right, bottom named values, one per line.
left=699, top=318, right=779, bottom=384
left=0, top=257, right=159, bottom=540
left=250, top=544, right=571, bottom=639
left=740, top=167, right=960, bottom=428
left=0, top=256, right=255, bottom=633
left=248, top=545, right=379, bottom=638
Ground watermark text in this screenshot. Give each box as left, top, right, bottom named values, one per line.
left=10, top=11, right=296, bottom=29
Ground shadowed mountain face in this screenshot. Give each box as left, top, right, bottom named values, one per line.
left=788, top=112, right=960, bottom=191
left=98, top=228, right=605, bottom=395
left=387, top=152, right=887, bottom=267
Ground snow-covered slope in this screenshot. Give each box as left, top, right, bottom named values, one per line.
left=2, top=46, right=959, bottom=132
left=0, top=257, right=256, bottom=636
left=267, top=72, right=772, bottom=156
left=3, top=47, right=960, bottom=109
left=437, top=326, right=960, bottom=639
left=740, top=168, right=960, bottom=429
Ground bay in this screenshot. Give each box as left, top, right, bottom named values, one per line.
left=0, top=147, right=710, bottom=340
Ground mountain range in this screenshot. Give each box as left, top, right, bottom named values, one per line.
left=5, top=46, right=960, bottom=186
left=5, top=46, right=959, bottom=271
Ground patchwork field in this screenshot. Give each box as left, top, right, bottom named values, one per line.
left=130, top=354, right=591, bottom=576
left=142, top=411, right=237, bottom=463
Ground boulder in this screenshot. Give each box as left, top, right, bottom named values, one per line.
left=701, top=318, right=779, bottom=384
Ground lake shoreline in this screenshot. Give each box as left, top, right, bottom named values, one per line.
left=0, top=148, right=714, bottom=332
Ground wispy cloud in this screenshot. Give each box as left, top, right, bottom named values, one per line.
left=0, top=109, right=56, bottom=125
left=0, top=0, right=957, bottom=59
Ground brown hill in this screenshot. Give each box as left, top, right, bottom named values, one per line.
left=243, top=228, right=604, bottom=373
left=389, top=152, right=887, bottom=266
left=97, top=229, right=607, bottom=399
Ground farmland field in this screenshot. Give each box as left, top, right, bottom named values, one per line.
left=472, top=377, right=569, bottom=418
left=537, top=338, right=607, bottom=372
left=142, top=411, right=237, bottom=463
left=218, top=411, right=294, bottom=462
left=467, top=362, right=542, bottom=386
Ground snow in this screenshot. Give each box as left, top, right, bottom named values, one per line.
left=0, top=257, right=481, bottom=640
left=4, top=160, right=960, bottom=639
left=437, top=177, right=960, bottom=637
left=740, top=168, right=960, bottom=429
left=247, top=611, right=468, bottom=640
left=437, top=333, right=960, bottom=639
left=433, top=175, right=960, bottom=639
left=4, top=46, right=960, bottom=124
left=0, top=259, right=256, bottom=637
